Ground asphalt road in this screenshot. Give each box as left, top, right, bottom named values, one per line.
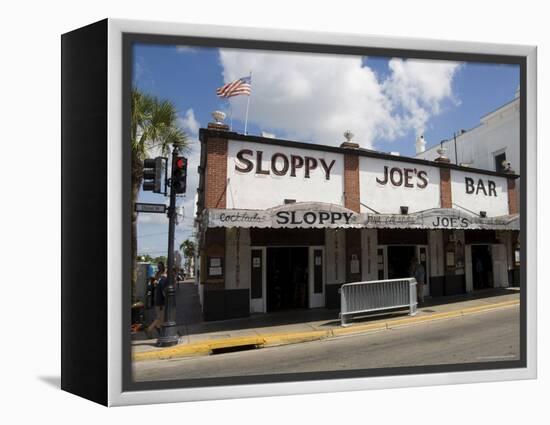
left=133, top=305, right=520, bottom=382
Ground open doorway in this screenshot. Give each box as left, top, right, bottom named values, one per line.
left=266, top=247, right=308, bottom=311
left=387, top=245, right=416, bottom=279
left=472, top=245, right=493, bottom=289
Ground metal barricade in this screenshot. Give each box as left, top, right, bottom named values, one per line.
left=339, top=278, right=417, bottom=326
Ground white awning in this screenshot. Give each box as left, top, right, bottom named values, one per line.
left=204, top=202, right=519, bottom=231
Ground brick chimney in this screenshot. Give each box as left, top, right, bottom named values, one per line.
left=504, top=164, right=518, bottom=215
left=205, top=111, right=229, bottom=208
left=339, top=131, right=360, bottom=213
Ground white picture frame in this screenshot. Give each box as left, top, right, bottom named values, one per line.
left=62, top=18, right=537, bottom=406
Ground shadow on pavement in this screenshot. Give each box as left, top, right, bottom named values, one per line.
left=420, top=287, right=519, bottom=308
left=133, top=284, right=519, bottom=341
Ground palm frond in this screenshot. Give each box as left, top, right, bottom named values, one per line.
left=131, top=87, right=190, bottom=161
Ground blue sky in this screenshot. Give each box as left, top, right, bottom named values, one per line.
left=133, top=43, right=519, bottom=257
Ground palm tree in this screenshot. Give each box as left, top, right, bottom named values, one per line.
left=131, top=88, right=188, bottom=292
left=179, top=239, right=196, bottom=277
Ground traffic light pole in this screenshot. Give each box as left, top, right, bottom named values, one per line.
left=157, top=143, right=180, bottom=347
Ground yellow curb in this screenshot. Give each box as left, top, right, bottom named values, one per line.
left=134, top=344, right=211, bottom=362
left=387, top=310, right=463, bottom=328
left=459, top=299, right=519, bottom=315
left=387, top=299, right=519, bottom=329
left=331, top=322, right=388, bottom=336
left=207, top=335, right=265, bottom=350
left=133, top=336, right=266, bottom=362
left=263, top=330, right=329, bottom=346
left=133, top=298, right=519, bottom=362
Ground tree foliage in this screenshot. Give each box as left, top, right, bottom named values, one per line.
left=130, top=88, right=189, bottom=294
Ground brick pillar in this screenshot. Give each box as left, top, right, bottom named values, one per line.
left=204, top=227, right=226, bottom=288
left=341, top=140, right=362, bottom=283
left=202, top=227, right=226, bottom=320
left=507, top=177, right=519, bottom=215
left=345, top=229, right=362, bottom=283
left=439, top=167, right=452, bottom=208
left=205, top=122, right=229, bottom=208
left=343, top=151, right=360, bottom=213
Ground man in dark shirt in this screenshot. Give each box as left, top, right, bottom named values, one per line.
left=410, top=257, right=425, bottom=303
left=146, top=262, right=167, bottom=338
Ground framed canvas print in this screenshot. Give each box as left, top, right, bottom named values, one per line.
left=61, top=19, right=537, bottom=406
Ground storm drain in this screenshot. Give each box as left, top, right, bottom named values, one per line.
left=210, top=344, right=260, bottom=355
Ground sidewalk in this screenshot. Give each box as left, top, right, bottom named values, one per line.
left=132, top=285, right=520, bottom=362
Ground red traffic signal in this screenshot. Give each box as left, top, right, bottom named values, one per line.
left=172, top=156, right=188, bottom=194
left=175, top=157, right=186, bottom=170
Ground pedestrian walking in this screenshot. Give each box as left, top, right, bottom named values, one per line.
left=410, top=257, right=426, bottom=303
left=146, top=262, right=167, bottom=338
left=146, top=276, right=156, bottom=310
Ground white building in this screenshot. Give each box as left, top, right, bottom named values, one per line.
left=195, top=119, right=520, bottom=320
left=415, top=90, right=520, bottom=211
left=415, top=91, right=519, bottom=173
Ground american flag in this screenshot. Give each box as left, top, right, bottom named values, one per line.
left=216, top=76, right=252, bottom=98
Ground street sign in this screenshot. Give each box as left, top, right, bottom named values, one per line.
left=135, top=203, right=167, bottom=213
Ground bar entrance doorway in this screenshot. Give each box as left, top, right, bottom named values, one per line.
left=387, top=245, right=416, bottom=279
left=472, top=244, right=494, bottom=289
left=266, top=247, right=309, bottom=311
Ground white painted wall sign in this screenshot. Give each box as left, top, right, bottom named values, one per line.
left=224, top=141, right=513, bottom=221
left=451, top=170, right=509, bottom=216
left=206, top=204, right=518, bottom=230
left=226, top=140, right=345, bottom=209
left=208, top=202, right=360, bottom=229
left=359, top=157, right=441, bottom=214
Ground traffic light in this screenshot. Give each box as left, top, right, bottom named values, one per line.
left=142, top=157, right=165, bottom=193
left=172, top=156, right=187, bottom=194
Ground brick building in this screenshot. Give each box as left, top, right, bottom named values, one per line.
left=195, top=119, right=520, bottom=320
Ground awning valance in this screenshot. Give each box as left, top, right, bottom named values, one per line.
left=204, top=202, right=519, bottom=231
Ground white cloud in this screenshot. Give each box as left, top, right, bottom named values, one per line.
left=178, top=108, right=200, bottom=137
left=137, top=212, right=168, bottom=225
left=382, top=58, right=461, bottom=135
left=175, top=46, right=197, bottom=54
left=218, top=50, right=461, bottom=148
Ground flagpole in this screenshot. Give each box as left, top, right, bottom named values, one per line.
left=229, top=99, right=233, bottom=131
left=244, top=71, right=252, bottom=135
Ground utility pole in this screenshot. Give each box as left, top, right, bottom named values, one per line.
left=157, top=143, right=181, bottom=347
left=453, top=131, right=458, bottom=165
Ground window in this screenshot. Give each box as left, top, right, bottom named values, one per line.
left=494, top=151, right=507, bottom=173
